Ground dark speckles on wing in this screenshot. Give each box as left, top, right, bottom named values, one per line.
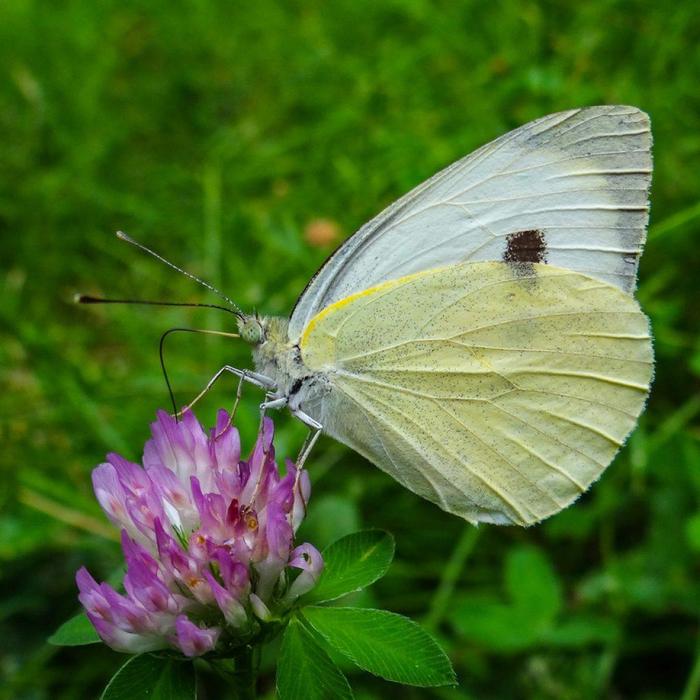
left=504, top=229, right=547, bottom=265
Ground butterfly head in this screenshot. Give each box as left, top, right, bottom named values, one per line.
left=245, top=315, right=296, bottom=393
left=237, top=314, right=266, bottom=345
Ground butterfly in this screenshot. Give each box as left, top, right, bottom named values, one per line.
left=113, top=105, right=654, bottom=527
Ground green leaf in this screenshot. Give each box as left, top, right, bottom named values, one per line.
left=685, top=512, right=700, bottom=550
left=277, top=617, right=353, bottom=700
left=542, top=615, right=620, bottom=648
left=101, top=654, right=196, bottom=700
left=48, top=613, right=101, bottom=646
left=303, top=606, right=455, bottom=688
left=505, top=546, right=562, bottom=625
left=452, top=596, right=539, bottom=652
left=307, top=529, right=395, bottom=603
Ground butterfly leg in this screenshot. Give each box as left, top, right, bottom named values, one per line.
left=259, top=395, right=288, bottom=423
left=285, top=408, right=322, bottom=522
left=290, top=408, right=323, bottom=470
left=254, top=395, right=289, bottom=448
left=227, top=370, right=247, bottom=425
left=216, top=369, right=276, bottom=438
left=177, top=365, right=277, bottom=418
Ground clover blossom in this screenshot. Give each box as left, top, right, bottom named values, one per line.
left=76, top=409, right=323, bottom=657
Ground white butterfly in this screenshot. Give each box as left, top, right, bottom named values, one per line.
left=121, top=105, right=654, bottom=526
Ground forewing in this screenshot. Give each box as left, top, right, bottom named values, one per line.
left=300, top=262, right=653, bottom=525
left=289, top=106, right=651, bottom=340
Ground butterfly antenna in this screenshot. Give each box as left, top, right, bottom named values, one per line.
left=75, top=294, right=242, bottom=318
left=158, top=327, right=241, bottom=419
left=116, top=231, right=244, bottom=317
left=160, top=328, right=180, bottom=417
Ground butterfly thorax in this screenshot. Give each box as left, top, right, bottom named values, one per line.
left=247, top=315, right=311, bottom=400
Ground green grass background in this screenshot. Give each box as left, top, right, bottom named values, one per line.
left=2, top=1, right=700, bottom=698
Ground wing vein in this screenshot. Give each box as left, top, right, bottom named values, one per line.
left=333, top=380, right=450, bottom=509
left=347, top=381, right=535, bottom=521
left=430, top=399, right=565, bottom=509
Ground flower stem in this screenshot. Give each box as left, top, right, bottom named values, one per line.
left=232, top=646, right=257, bottom=700
left=424, top=524, right=480, bottom=632
left=212, top=648, right=258, bottom=700
left=681, top=632, right=700, bottom=700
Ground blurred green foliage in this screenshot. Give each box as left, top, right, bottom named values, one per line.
left=1, top=1, right=699, bottom=698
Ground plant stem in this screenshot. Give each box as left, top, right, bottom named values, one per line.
left=424, top=524, right=480, bottom=632
left=681, top=632, right=700, bottom=700
left=232, top=646, right=257, bottom=700
left=213, top=648, right=258, bottom=700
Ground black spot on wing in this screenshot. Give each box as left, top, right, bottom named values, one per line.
left=504, top=229, right=547, bottom=265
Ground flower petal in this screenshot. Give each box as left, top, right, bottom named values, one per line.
left=174, top=615, right=220, bottom=657
left=92, top=464, right=132, bottom=531
left=284, top=543, right=324, bottom=602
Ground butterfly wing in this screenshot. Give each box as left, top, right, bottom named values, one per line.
left=289, top=106, right=651, bottom=340
left=299, top=262, right=653, bottom=525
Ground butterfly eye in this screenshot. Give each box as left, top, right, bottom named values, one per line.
left=238, top=316, right=265, bottom=345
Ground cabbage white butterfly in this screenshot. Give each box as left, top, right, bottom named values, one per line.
left=117, top=105, right=654, bottom=526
